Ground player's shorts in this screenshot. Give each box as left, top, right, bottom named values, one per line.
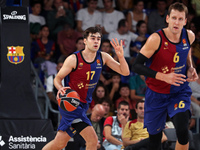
left=144, top=86, right=191, bottom=135
left=57, top=102, right=92, bottom=137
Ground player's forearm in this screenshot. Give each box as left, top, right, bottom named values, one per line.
left=118, top=57, right=130, bottom=76
left=54, top=76, right=63, bottom=91
left=132, top=53, right=157, bottom=78
left=186, top=49, right=194, bottom=68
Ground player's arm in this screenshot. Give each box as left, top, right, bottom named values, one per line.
left=132, top=33, right=160, bottom=78
left=102, top=38, right=130, bottom=76
left=186, top=30, right=198, bottom=82
left=54, top=54, right=76, bottom=96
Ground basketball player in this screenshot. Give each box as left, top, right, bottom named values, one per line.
left=42, top=26, right=129, bottom=150
left=132, top=2, right=198, bottom=150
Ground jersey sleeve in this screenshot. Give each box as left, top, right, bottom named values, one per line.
left=104, top=116, right=113, bottom=127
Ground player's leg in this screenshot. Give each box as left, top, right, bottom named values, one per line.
left=168, top=87, right=192, bottom=150
left=79, top=126, right=98, bottom=150
left=171, top=110, right=190, bottom=150
left=42, top=130, right=71, bottom=150
left=148, top=132, right=162, bottom=150
left=144, top=88, right=168, bottom=150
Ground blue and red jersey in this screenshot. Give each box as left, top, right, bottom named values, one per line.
left=146, top=28, right=190, bottom=94
left=68, top=50, right=103, bottom=103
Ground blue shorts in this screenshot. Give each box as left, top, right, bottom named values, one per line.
left=144, top=86, right=191, bottom=135
left=57, top=102, right=92, bottom=137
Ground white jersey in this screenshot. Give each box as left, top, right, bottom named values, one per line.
left=76, top=8, right=102, bottom=31
left=29, top=14, right=46, bottom=25
left=108, top=31, right=138, bottom=57
left=102, top=10, right=124, bottom=33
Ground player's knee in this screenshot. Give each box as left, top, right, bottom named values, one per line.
left=86, top=134, right=98, bottom=147
left=172, top=110, right=190, bottom=145
left=176, top=128, right=189, bottom=145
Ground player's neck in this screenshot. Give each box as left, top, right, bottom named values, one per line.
left=82, top=49, right=96, bottom=62
left=164, top=28, right=181, bottom=43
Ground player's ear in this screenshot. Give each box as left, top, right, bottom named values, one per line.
left=84, top=38, right=87, bottom=45
left=184, top=18, right=187, bottom=26
left=166, top=15, right=169, bottom=23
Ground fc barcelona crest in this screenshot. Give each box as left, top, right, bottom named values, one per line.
left=7, top=46, right=25, bottom=64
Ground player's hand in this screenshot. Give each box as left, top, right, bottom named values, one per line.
left=186, top=67, right=198, bottom=82
left=56, top=87, right=71, bottom=99
left=110, top=38, right=124, bottom=59
left=162, top=72, right=186, bottom=86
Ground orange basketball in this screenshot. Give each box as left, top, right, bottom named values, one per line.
left=57, top=89, right=80, bottom=112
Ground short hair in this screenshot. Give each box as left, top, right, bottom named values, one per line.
left=76, top=37, right=84, bottom=43
left=135, top=100, right=145, bottom=109
left=119, top=83, right=130, bottom=91
left=133, top=0, right=144, bottom=6
left=87, top=0, right=98, bottom=3
left=168, top=2, right=188, bottom=18
left=99, top=98, right=112, bottom=107
left=157, top=0, right=167, bottom=3
left=136, top=20, right=146, bottom=32
left=83, top=26, right=102, bottom=39
left=101, top=39, right=112, bottom=48
left=103, top=0, right=113, bottom=3
left=118, top=100, right=129, bottom=109
left=30, top=1, right=41, bottom=8
left=111, top=71, right=121, bottom=78
left=40, top=25, right=49, bottom=31
left=63, top=23, right=73, bottom=31
left=118, top=19, right=127, bottom=29
left=57, top=55, right=66, bottom=63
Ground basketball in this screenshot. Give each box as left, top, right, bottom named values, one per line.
left=57, top=89, right=80, bottom=112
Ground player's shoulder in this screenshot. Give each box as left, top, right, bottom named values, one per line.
left=64, top=53, right=77, bottom=66
left=145, top=32, right=161, bottom=45
left=186, top=29, right=195, bottom=44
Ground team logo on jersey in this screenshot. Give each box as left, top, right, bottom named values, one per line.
left=7, top=46, right=25, bottom=64
left=164, top=42, right=168, bottom=50
left=182, top=39, right=187, bottom=46
left=96, top=59, right=101, bottom=65
left=174, top=103, right=178, bottom=110
left=77, top=83, right=84, bottom=89
left=96, top=59, right=102, bottom=69
left=78, top=63, right=83, bottom=69
left=161, top=66, right=169, bottom=73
